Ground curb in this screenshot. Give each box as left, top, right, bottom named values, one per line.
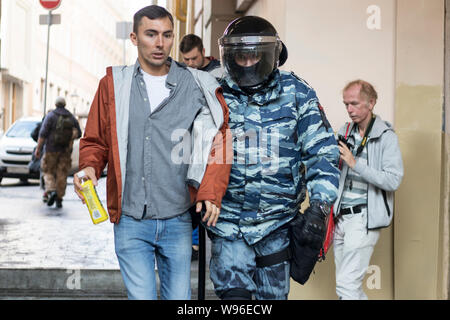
left=0, top=268, right=217, bottom=300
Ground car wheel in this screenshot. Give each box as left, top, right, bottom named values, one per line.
left=20, top=178, right=28, bottom=184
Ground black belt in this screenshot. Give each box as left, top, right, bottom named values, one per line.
left=340, top=204, right=366, bottom=215
left=255, top=247, right=292, bottom=268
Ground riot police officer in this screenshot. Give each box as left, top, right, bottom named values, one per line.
left=204, top=16, right=340, bottom=300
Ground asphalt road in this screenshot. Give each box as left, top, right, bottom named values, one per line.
left=0, top=176, right=118, bottom=270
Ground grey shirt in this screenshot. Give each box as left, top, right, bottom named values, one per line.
left=121, top=59, right=207, bottom=220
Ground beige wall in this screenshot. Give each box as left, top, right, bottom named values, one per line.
left=394, top=0, right=446, bottom=299
left=242, top=0, right=448, bottom=299
left=247, top=0, right=397, bottom=300
left=201, top=0, right=240, bottom=59
left=248, top=0, right=396, bottom=131
left=444, top=0, right=450, bottom=299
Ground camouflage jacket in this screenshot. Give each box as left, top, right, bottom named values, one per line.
left=205, top=70, right=340, bottom=245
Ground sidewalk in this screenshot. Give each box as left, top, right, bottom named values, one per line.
left=0, top=177, right=119, bottom=270
left=0, top=177, right=215, bottom=299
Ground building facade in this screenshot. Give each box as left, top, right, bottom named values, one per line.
left=0, top=0, right=137, bottom=134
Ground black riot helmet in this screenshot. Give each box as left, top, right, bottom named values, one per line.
left=219, top=16, right=287, bottom=90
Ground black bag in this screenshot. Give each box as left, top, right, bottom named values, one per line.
left=53, top=114, right=74, bottom=147
left=31, top=122, right=42, bottom=142
left=28, top=148, right=41, bottom=173
left=289, top=213, right=321, bottom=285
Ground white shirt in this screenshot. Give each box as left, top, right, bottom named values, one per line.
left=142, top=71, right=171, bottom=114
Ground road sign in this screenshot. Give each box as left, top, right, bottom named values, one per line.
left=39, top=14, right=61, bottom=25
left=40, top=3, right=62, bottom=116
left=39, top=0, right=62, bottom=11
left=116, top=22, right=133, bottom=65
left=116, top=22, right=133, bottom=40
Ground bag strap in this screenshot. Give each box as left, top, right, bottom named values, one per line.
left=255, top=247, right=292, bottom=268
left=355, top=114, right=376, bottom=157
left=338, top=122, right=352, bottom=169
left=344, top=122, right=351, bottom=139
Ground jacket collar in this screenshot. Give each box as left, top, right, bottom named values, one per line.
left=347, top=115, right=393, bottom=140
left=371, top=115, right=393, bottom=138
left=133, top=57, right=182, bottom=89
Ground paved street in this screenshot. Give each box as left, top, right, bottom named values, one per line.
left=0, top=176, right=214, bottom=299
left=0, top=176, right=117, bottom=270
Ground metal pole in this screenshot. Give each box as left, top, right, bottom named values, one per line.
left=43, top=10, right=52, bottom=116
left=198, top=224, right=206, bottom=300
left=186, top=0, right=194, bottom=35
left=123, top=39, right=126, bottom=65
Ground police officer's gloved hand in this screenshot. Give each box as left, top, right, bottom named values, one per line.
left=298, top=201, right=329, bottom=250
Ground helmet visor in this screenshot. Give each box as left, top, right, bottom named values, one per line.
left=220, top=42, right=280, bottom=88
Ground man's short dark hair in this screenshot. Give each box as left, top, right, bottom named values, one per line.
left=179, top=34, right=204, bottom=54
left=133, top=5, right=174, bottom=34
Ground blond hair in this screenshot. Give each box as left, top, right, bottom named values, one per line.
left=343, top=80, right=378, bottom=104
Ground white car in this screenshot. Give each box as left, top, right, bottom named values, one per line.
left=0, top=117, right=41, bottom=184
left=0, top=117, right=82, bottom=185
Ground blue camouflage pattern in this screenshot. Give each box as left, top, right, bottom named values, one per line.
left=209, top=227, right=290, bottom=299
left=205, top=70, right=340, bottom=245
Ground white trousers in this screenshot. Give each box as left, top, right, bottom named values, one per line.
left=333, top=208, right=380, bottom=300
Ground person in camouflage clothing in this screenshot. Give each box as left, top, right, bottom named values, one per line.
left=205, top=16, right=340, bottom=300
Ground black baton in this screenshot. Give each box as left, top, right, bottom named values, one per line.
left=198, top=222, right=206, bottom=300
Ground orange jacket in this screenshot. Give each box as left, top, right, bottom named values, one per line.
left=80, top=66, right=231, bottom=223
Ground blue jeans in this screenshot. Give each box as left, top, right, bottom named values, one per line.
left=209, top=227, right=290, bottom=300
left=192, top=227, right=199, bottom=246
left=114, top=212, right=192, bottom=300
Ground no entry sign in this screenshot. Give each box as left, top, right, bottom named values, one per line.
left=39, top=0, right=62, bottom=10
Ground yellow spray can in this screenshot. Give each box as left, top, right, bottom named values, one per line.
left=77, top=170, right=109, bottom=224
